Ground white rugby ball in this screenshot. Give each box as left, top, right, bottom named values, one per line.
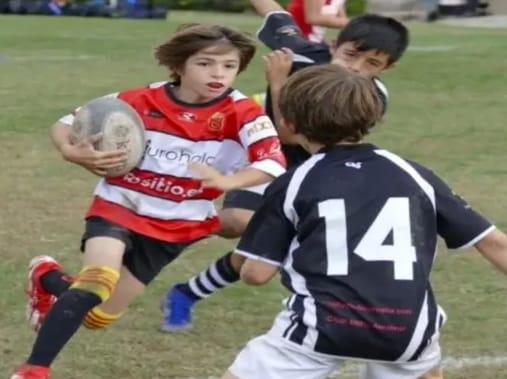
left=70, top=97, right=146, bottom=177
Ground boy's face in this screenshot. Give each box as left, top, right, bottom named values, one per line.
left=179, top=46, right=241, bottom=102
left=331, top=41, right=393, bottom=78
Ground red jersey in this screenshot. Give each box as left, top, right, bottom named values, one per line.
left=287, top=0, right=346, bottom=43
left=59, top=82, right=286, bottom=243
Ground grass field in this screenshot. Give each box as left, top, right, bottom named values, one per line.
left=1, top=11, right=507, bottom=379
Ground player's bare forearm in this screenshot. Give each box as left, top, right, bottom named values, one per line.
left=475, top=229, right=507, bottom=275
left=249, top=0, right=284, bottom=16
left=50, top=121, right=126, bottom=175
left=227, top=167, right=274, bottom=189
left=50, top=122, right=72, bottom=155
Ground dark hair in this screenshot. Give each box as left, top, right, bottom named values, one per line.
left=279, top=65, right=383, bottom=145
left=337, top=14, right=409, bottom=64
left=155, top=24, right=256, bottom=82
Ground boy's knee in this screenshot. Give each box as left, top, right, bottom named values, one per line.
left=218, top=208, right=254, bottom=238
left=69, top=266, right=120, bottom=303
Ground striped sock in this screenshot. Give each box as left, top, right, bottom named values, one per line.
left=177, top=252, right=240, bottom=300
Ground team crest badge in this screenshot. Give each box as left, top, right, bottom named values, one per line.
left=208, top=112, right=225, bottom=132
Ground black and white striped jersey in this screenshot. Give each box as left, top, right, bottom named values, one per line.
left=257, top=12, right=389, bottom=168
left=236, top=144, right=494, bottom=362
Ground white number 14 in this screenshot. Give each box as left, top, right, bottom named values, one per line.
left=318, top=198, right=416, bottom=280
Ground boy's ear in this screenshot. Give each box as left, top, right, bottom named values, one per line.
left=281, top=118, right=297, bottom=135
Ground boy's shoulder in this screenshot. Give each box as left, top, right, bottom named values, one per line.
left=228, top=88, right=267, bottom=117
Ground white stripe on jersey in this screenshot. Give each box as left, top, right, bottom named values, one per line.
left=95, top=180, right=217, bottom=221
left=283, top=153, right=326, bottom=226
left=279, top=155, right=326, bottom=350
left=141, top=130, right=223, bottom=178
left=397, top=291, right=429, bottom=361
left=229, top=89, right=248, bottom=102
left=374, top=150, right=435, bottom=209
left=251, top=159, right=287, bottom=178
left=282, top=237, right=319, bottom=350
left=148, top=81, right=167, bottom=88
left=373, top=78, right=389, bottom=100
left=239, top=115, right=278, bottom=146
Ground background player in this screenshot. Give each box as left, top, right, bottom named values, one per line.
left=11, top=23, right=286, bottom=379
left=224, top=63, right=506, bottom=379
left=287, top=0, right=349, bottom=43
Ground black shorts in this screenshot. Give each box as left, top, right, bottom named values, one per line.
left=80, top=217, right=190, bottom=285
left=222, top=185, right=267, bottom=212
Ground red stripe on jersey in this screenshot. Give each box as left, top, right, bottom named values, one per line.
left=106, top=168, right=222, bottom=202
left=287, top=0, right=311, bottom=38
left=248, top=137, right=286, bottom=168
left=86, top=197, right=221, bottom=243
left=117, top=86, right=241, bottom=142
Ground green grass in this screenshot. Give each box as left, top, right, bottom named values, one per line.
left=1, top=12, right=507, bottom=379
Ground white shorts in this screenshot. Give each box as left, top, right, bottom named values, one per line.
left=228, top=333, right=441, bottom=379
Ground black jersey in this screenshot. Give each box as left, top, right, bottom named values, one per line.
left=236, top=144, right=493, bottom=362
left=257, top=12, right=389, bottom=167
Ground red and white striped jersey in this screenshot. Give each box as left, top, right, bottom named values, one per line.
left=59, top=82, right=286, bottom=243
left=288, top=0, right=346, bottom=43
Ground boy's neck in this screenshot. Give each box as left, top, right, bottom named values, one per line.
left=172, top=85, right=211, bottom=104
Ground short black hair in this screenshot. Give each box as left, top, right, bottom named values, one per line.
left=336, top=14, right=409, bottom=64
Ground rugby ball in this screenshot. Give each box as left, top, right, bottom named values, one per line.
left=69, top=97, right=146, bottom=177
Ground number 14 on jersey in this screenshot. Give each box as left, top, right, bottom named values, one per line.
left=318, top=197, right=417, bottom=280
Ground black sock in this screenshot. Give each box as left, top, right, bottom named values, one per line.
left=177, top=251, right=241, bottom=300
left=27, top=289, right=101, bottom=367
left=40, top=270, right=73, bottom=297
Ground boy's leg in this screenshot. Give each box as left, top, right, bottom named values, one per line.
left=11, top=233, right=125, bottom=379
left=161, top=186, right=266, bottom=332
left=85, top=234, right=190, bottom=331
left=82, top=265, right=145, bottom=329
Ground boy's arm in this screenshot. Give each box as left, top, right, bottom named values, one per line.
left=249, top=0, right=284, bottom=16
left=51, top=105, right=127, bottom=176
left=303, top=0, right=348, bottom=29
left=264, top=48, right=300, bottom=145
left=251, top=0, right=330, bottom=62
left=475, top=229, right=507, bottom=275
left=235, top=174, right=295, bottom=285
left=190, top=106, right=286, bottom=192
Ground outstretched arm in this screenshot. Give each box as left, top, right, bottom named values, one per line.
left=304, top=0, right=348, bottom=29
left=475, top=229, right=507, bottom=275
left=249, top=0, right=284, bottom=16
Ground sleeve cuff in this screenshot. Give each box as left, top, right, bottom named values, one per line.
left=256, top=11, right=292, bottom=38
left=235, top=248, right=282, bottom=267
left=453, top=225, right=496, bottom=250
left=250, top=159, right=286, bottom=178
